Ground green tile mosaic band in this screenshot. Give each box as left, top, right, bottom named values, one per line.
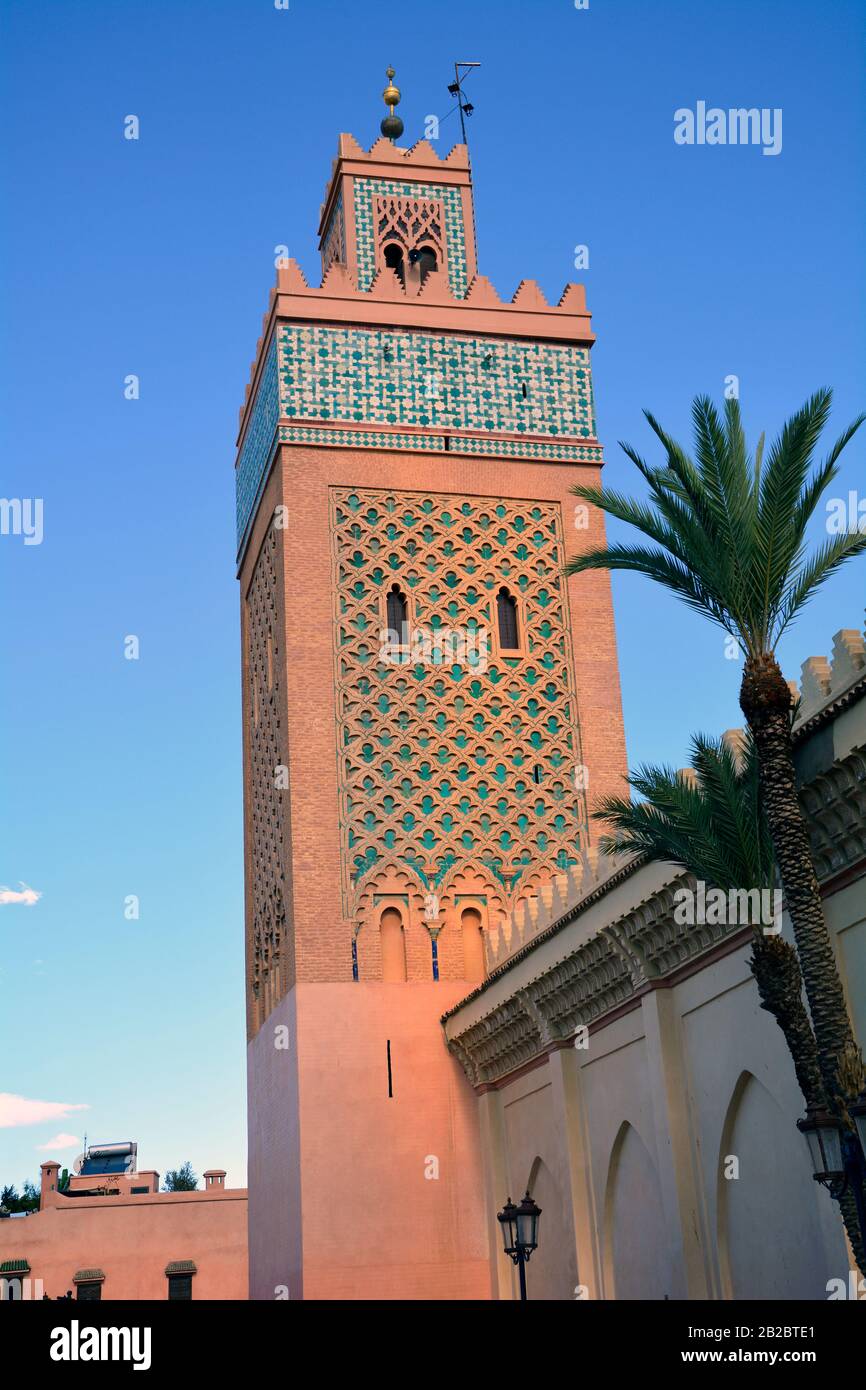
left=237, top=326, right=599, bottom=550
left=236, top=335, right=279, bottom=551
left=278, top=325, right=595, bottom=437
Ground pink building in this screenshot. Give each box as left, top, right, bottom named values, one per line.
left=0, top=1155, right=247, bottom=1301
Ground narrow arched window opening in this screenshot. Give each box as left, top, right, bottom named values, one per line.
left=497, top=587, right=519, bottom=650
left=383, top=242, right=405, bottom=284
left=387, top=584, right=409, bottom=645
left=411, top=245, right=438, bottom=283
left=380, top=907, right=407, bottom=982
left=461, top=907, right=485, bottom=983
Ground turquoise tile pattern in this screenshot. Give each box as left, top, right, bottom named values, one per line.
left=236, top=326, right=599, bottom=552
left=353, top=177, right=468, bottom=296
left=278, top=325, right=595, bottom=438
left=281, top=426, right=446, bottom=451
left=278, top=426, right=602, bottom=465
left=236, top=335, right=279, bottom=551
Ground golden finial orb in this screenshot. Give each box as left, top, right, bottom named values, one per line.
left=382, top=67, right=401, bottom=110
left=380, top=66, right=404, bottom=141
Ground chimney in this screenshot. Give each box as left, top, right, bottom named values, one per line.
left=40, top=1161, right=61, bottom=1208
left=203, top=1169, right=226, bottom=1191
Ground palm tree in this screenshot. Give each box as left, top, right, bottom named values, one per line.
left=594, top=731, right=864, bottom=1271
left=568, top=393, right=865, bottom=1196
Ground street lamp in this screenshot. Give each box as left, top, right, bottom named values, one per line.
left=850, top=1095, right=866, bottom=1160
left=798, top=1103, right=866, bottom=1244
left=497, top=1192, right=541, bottom=1301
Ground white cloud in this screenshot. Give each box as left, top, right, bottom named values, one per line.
left=0, top=883, right=42, bottom=907
left=0, top=1094, right=89, bottom=1129
left=36, top=1132, right=80, bottom=1151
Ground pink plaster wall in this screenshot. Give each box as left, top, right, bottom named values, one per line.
left=246, top=987, right=303, bottom=1300
left=0, top=1188, right=248, bottom=1300
left=247, top=982, right=491, bottom=1300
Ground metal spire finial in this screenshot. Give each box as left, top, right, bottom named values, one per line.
left=380, top=66, right=404, bottom=142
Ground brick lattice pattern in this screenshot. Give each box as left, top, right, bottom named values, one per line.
left=330, top=485, right=589, bottom=919
left=245, top=521, right=291, bottom=1032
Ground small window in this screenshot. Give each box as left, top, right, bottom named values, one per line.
left=386, top=585, right=409, bottom=645
left=533, top=764, right=543, bottom=785
left=411, top=245, right=438, bottom=283
left=167, top=1274, right=193, bottom=1301
left=497, top=588, right=520, bottom=650
left=461, top=906, right=485, bottom=983
left=380, top=906, right=407, bottom=982
left=383, top=243, right=405, bottom=284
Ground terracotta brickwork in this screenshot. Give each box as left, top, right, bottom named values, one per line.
left=238, top=443, right=626, bottom=999
left=330, top=484, right=589, bottom=981
left=242, top=518, right=293, bottom=1037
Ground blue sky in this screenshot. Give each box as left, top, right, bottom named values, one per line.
left=1, top=0, right=864, bottom=1191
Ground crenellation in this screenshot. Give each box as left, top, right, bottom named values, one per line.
left=830, top=627, right=866, bottom=689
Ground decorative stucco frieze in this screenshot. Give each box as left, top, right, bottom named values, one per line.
left=444, top=695, right=866, bottom=1088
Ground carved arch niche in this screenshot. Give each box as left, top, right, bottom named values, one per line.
left=353, top=864, right=429, bottom=981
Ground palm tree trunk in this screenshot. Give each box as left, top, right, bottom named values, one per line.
left=838, top=1188, right=866, bottom=1276
left=749, top=933, right=827, bottom=1112
left=739, top=653, right=861, bottom=1278
left=740, top=654, right=860, bottom=1108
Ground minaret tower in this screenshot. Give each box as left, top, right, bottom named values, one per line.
left=236, top=73, right=626, bottom=1299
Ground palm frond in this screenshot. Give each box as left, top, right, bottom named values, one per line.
left=789, top=413, right=866, bottom=545
left=754, top=389, right=833, bottom=635
left=566, top=542, right=736, bottom=635
left=595, top=730, right=775, bottom=893
left=571, top=478, right=728, bottom=591
left=776, top=530, right=866, bottom=639
left=566, top=388, right=864, bottom=660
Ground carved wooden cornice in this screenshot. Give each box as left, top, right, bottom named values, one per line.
left=444, top=729, right=866, bottom=1089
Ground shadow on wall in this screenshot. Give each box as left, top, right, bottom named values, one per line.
left=717, top=1070, right=847, bottom=1300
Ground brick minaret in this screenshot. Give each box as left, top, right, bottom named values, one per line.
left=237, top=110, right=626, bottom=1299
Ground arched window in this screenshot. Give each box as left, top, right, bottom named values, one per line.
left=461, top=906, right=485, bottom=982
left=383, top=243, right=405, bottom=284
left=497, top=587, right=519, bottom=650
left=411, top=245, right=438, bottom=283
left=387, top=584, right=409, bottom=645
left=380, top=907, right=407, bottom=982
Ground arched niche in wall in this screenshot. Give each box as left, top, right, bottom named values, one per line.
left=716, top=1070, right=842, bottom=1299
left=379, top=905, right=407, bottom=983
left=603, top=1120, right=669, bottom=1300
left=520, top=1155, right=579, bottom=1301
left=460, top=905, right=485, bottom=983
